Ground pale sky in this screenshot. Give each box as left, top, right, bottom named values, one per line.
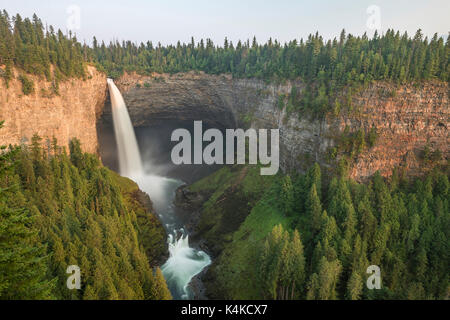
left=1, top=0, right=449, bottom=45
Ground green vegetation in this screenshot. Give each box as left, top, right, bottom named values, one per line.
left=194, top=163, right=449, bottom=300
left=367, top=127, right=378, bottom=148
left=277, top=94, right=286, bottom=110
left=0, top=10, right=88, bottom=85
left=18, top=74, right=34, bottom=95
left=422, top=145, right=443, bottom=164
left=241, top=113, right=253, bottom=127
left=91, top=28, right=449, bottom=115
left=259, top=225, right=306, bottom=300
left=1, top=10, right=448, bottom=301
left=1, top=10, right=448, bottom=116
left=189, top=165, right=276, bottom=257
left=92, top=30, right=449, bottom=84
left=329, top=127, right=378, bottom=162
left=0, top=128, right=171, bottom=300
left=188, top=165, right=287, bottom=299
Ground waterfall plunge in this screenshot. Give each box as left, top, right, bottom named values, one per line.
left=107, top=79, right=211, bottom=300
left=107, top=78, right=143, bottom=178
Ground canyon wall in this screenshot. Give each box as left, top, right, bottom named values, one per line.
left=2, top=65, right=445, bottom=181
left=114, top=72, right=448, bottom=181
left=342, top=81, right=448, bottom=179
left=0, top=66, right=107, bottom=154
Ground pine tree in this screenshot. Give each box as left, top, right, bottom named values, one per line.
left=306, top=184, right=322, bottom=233
left=0, top=132, right=54, bottom=298
left=346, top=271, right=363, bottom=300
left=289, top=230, right=305, bottom=299
left=0, top=202, right=54, bottom=299
left=152, top=268, right=172, bottom=300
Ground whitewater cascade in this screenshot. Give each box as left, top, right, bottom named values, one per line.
left=107, top=79, right=211, bottom=300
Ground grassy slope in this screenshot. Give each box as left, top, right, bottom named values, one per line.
left=187, top=165, right=293, bottom=299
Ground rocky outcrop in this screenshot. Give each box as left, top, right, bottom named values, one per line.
left=112, top=72, right=448, bottom=181
left=0, top=66, right=107, bottom=153
left=344, top=82, right=448, bottom=179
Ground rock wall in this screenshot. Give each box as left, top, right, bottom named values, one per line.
left=345, top=82, right=448, bottom=179
left=107, top=72, right=236, bottom=129
left=0, top=66, right=107, bottom=154
left=113, top=72, right=448, bottom=181
left=0, top=64, right=447, bottom=180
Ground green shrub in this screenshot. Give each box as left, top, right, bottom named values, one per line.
left=389, top=89, right=397, bottom=98
left=422, top=145, right=443, bottom=163
left=367, top=127, right=378, bottom=148
left=430, top=149, right=443, bottom=162
left=277, top=94, right=286, bottom=110
left=19, top=75, right=34, bottom=95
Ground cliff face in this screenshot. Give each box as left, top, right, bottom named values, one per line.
left=0, top=65, right=447, bottom=180
left=113, top=72, right=448, bottom=181
left=109, top=72, right=236, bottom=129
left=0, top=66, right=107, bottom=153
left=344, top=82, right=448, bottom=179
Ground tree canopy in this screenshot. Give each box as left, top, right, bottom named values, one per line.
left=0, top=132, right=171, bottom=300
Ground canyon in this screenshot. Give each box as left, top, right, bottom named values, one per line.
left=1, top=67, right=448, bottom=300
left=1, top=68, right=448, bottom=181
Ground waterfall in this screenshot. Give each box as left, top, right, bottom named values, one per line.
left=107, top=79, right=211, bottom=300
left=107, top=78, right=143, bottom=178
